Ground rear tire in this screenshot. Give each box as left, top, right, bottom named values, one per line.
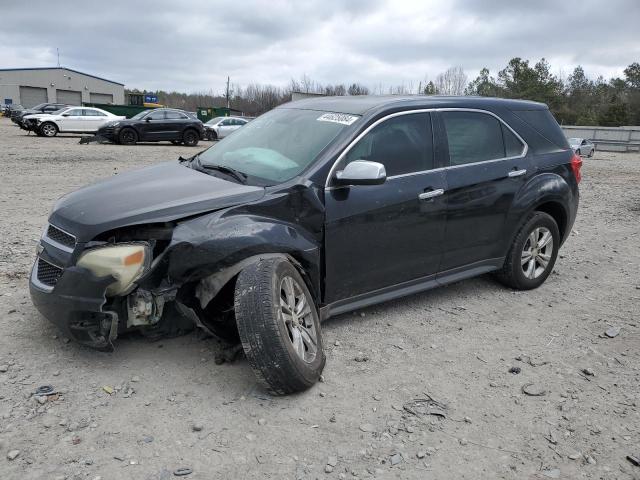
left=494, top=212, right=560, bottom=290
left=40, top=122, right=58, bottom=137
left=182, top=129, right=199, bottom=147
left=234, top=258, right=325, bottom=395
left=118, top=128, right=138, bottom=145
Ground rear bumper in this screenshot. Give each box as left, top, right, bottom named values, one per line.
left=29, top=260, right=119, bottom=350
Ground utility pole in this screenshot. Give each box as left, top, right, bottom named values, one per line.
left=225, top=76, right=230, bottom=109
left=57, top=48, right=60, bottom=68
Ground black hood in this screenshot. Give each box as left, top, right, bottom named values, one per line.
left=49, top=161, right=265, bottom=242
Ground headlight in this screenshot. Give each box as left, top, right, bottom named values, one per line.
left=77, top=244, right=149, bottom=296
left=109, top=122, right=120, bottom=127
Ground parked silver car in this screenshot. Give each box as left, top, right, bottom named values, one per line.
left=204, top=116, right=249, bottom=140
left=568, top=137, right=595, bottom=157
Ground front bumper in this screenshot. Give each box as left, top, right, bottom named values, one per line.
left=29, top=259, right=119, bottom=350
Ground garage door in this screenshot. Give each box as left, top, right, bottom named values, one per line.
left=89, top=92, right=113, bottom=104
left=56, top=89, right=82, bottom=105
left=19, top=86, right=47, bottom=108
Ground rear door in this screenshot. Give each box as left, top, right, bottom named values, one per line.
left=164, top=110, right=190, bottom=140
left=324, top=111, right=447, bottom=302
left=437, top=109, right=530, bottom=272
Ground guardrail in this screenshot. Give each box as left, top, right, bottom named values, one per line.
left=561, top=126, right=640, bottom=152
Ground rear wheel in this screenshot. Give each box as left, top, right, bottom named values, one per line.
left=118, top=128, right=138, bottom=145
left=40, top=122, right=58, bottom=137
left=182, top=129, right=199, bottom=147
left=234, top=258, right=325, bottom=395
left=494, top=212, right=559, bottom=290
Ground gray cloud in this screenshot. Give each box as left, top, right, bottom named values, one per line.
left=0, top=0, right=637, bottom=93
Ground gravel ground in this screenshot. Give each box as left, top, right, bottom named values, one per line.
left=0, top=118, right=639, bottom=480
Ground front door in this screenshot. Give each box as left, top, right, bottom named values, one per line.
left=324, top=112, right=447, bottom=303
left=59, top=108, right=85, bottom=132
left=140, top=110, right=167, bottom=141
left=437, top=109, right=531, bottom=272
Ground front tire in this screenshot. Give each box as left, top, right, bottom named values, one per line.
left=40, top=122, right=58, bottom=137
left=495, top=212, right=560, bottom=290
left=182, top=129, right=199, bottom=147
left=118, top=128, right=138, bottom=145
left=588, top=148, right=594, bottom=158
left=234, top=258, right=325, bottom=395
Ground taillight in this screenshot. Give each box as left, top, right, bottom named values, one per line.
left=570, top=153, right=583, bottom=184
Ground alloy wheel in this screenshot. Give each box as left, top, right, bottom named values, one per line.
left=521, top=227, right=553, bottom=279
left=278, top=275, right=318, bottom=363
left=41, top=124, right=56, bottom=136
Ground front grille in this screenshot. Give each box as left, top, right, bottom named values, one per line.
left=46, top=224, right=76, bottom=249
left=37, top=258, right=63, bottom=287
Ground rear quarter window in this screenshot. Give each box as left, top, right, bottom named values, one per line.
left=511, top=109, right=568, bottom=149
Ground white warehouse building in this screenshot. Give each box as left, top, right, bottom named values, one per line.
left=0, top=67, right=125, bottom=107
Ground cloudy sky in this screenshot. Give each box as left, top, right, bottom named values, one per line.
left=1, top=0, right=638, bottom=94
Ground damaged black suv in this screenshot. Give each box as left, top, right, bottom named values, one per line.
left=30, top=96, right=580, bottom=394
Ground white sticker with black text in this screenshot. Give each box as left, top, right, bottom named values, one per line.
left=316, top=113, right=359, bottom=126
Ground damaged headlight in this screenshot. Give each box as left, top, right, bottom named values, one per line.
left=77, top=244, right=149, bottom=296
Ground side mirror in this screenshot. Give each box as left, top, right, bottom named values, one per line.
left=335, top=160, right=386, bottom=186
left=145, top=117, right=152, bottom=122
left=62, top=113, right=70, bottom=117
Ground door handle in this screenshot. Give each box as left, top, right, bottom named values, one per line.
left=418, top=188, right=445, bottom=200
left=508, top=169, right=527, bottom=178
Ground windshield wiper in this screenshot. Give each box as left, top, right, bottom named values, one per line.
left=201, top=164, right=248, bottom=184
left=181, top=154, right=248, bottom=184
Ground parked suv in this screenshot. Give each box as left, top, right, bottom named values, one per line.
left=12, top=103, right=69, bottom=125
left=95, top=108, right=206, bottom=146
left=30, top=96, right=580, bottom=395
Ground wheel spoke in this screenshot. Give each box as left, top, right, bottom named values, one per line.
left=538, top=231, right=552, bottom=249
left=283, top=277, right=296, bottom=310
left=528, top=231, right=538, bottom=249
left=291, top=327, right=305, bottom=358
left=521, top=250, right=533, bottom=266
left=537, top=253, right=550, bottom=268
left=299, top=327, right=317, bottom=353
left=525, top=258, right=536, bottom=279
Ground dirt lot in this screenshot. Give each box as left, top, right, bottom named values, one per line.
left=0, top=117, right=639, bottom=480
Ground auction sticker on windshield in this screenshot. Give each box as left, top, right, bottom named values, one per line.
left=317, top=113, right=359, bottom=126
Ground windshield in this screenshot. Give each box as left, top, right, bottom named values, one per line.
left=31, top=103, right=47, bottom=110
left=131, top=110, right=151, bottom=120
left=51, top=107, right=70, bottom=115
left=197, top=109, right=358, bottom=184
left=206, top=116, right=225, bottom=125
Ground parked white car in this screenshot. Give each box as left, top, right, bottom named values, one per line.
left=568, top=137, right=595, bottom=157
left=204, top=116, right=250, bottom=140
left=23, top=107, right=126, bottom=137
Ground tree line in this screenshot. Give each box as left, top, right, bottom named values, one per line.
left=129, top=59, right=640, bottom=126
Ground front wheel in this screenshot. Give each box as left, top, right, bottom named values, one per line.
left=118, top=128, right=138, bottom=145
left=40, top=122, right=58, bottom=137
left=494, top=212, right=560, bottom=290
left=234, top=258, right=325, bottom=395
left=588, top=148, right=594, bottom=158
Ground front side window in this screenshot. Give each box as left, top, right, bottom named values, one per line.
left=442, top=111, right=524, bottom=166
left=343, top=112, right=433, bottom=177
left=66, top=108, right=84, bottom=116
left=197, top=108, right=355, bottom=185
left=147, top=110, right=165, bottom=120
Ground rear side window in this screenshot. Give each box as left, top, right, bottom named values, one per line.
left=511, top=109, right=568, bottom=149
left=442, top=111, right=524, bottom=166
left=344, top=113, right=433, bottom=176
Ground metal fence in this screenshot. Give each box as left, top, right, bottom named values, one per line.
left=561, top=125, right=640, bottom=152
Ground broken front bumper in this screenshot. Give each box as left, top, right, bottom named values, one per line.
left=29, top=260, right=119, bottom=350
